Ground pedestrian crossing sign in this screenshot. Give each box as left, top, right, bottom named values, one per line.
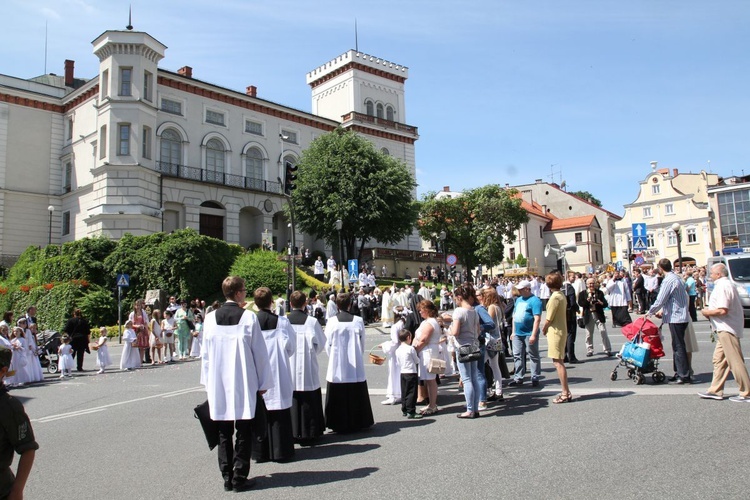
left=116, top=273, right=130, bottom=287
left=633, top=237, right=647, bottom=251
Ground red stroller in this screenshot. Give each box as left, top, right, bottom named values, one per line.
left=610, top=317, right=666, bottom=384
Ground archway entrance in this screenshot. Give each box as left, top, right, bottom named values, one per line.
left=199, top=201, right=225, bottom=240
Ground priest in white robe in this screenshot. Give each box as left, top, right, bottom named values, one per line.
left=200, top=277, right=272, bottom=492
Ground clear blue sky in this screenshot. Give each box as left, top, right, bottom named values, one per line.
left=4, top=0, right=749, bottom=216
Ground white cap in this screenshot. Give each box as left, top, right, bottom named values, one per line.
left=515, top=279, right=532, bottom=290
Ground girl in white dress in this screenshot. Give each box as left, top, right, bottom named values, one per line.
left=149, top=310, right=163, bottom=364
left=11, top=327, right=30, bottom=385
left=120, top=320, right=141, bottom=371
left=189, top=313, right=203, bottom=358
left=95, top=327, right=112, bottom=374
left=19, top=319, right=43, bottom=383
left=58, top=334, right=75, bottom=378
left=161, top=310, right=176, bottom=363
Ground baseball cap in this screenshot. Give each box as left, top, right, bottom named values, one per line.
left=515, top=280, right=532, bottom=290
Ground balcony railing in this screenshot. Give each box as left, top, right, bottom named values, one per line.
left=156, top=162, right=283, bottom=194
left=341, top=111, right=418, bottom=135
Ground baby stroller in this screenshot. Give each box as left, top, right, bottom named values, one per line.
left=37, top=330, right=61, bottom=374
left=610, top=317, right=666, bottom=385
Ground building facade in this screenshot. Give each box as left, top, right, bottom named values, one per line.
left=0, top=27, right=419, bottom=265
left=614, top=162, right=719, bottom=268
left=707, top=175, right=750, bottom=252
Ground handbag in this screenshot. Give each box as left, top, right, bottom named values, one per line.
left=577, top=317, right=586, bottom=329
left=427, top=358, right=446, bottom=374
left=193, top=400, right=219, bottom=450
left=457, top=342, right=481, bottom=363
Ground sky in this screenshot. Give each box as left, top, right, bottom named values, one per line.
left=3, top=0, right=749, bottom=216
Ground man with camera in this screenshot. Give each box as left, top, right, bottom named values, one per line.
left=578, top=278, right=613, bottom=357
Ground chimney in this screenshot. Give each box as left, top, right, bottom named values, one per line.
left=177, top=66, right=193, bottom=78
left=443, top=186, right=450, bottom=192
left=535, top=178, right=543, bottom=184
left=650, top=161, right=658, bottom=171
left=64, top=59, right=75, bottom=87
left=246, top=85, right=257, bottom=97
left=673, top=168, right=678, bottom=177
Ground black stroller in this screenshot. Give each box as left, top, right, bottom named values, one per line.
left=37, top=330, right=61, bottom=374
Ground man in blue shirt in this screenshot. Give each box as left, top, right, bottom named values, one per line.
left=510, top=280, right=543, bottom=387
left=648, top=258, right=691, bottom=384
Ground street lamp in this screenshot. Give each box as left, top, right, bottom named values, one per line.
left=47, top=205, right=54, bottom=245
left=486, top=235, right=493, bottom=280
left=671, top=222, right=683, bottom=272
left=335, top=219, right=344, bottom=290
left=439, top=230, right=446, bottom=284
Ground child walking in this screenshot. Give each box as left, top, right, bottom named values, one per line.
left=396, top=329, right=422, bottom=419
left=57, top=334, right=75, bottom=378
left=95, top=327, right=112, bottom=374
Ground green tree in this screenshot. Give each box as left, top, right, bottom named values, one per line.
left=417, top=185, right=529, bottom=274
left=570, top=190, right=602, bottom=207
left=290, top=128, right=418, bottom=261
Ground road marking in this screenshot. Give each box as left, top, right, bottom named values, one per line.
left=32, top=386, right=205, bottom=423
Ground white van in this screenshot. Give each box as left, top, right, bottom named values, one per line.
left=706, top=251, right=750, bottom=322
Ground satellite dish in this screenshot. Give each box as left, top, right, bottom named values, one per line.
left=544, top=244, right=551, bottom=257
left=560, top=180, right=567, bottom=189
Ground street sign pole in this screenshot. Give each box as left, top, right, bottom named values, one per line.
left=117, top=285, right=122, bottom=344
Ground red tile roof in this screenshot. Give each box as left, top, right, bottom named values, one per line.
left=544, top=214, right=597, bottom=231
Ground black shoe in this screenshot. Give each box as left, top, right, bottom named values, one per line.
left=416, top=399, right=429, bottom=406
left=674, top=377, right=692, bottom=385
left=569, top=359, right=583, bottom=364
left=668, top=374, right=678, bottom=382
left=605, top=351, right=614, bottom=357
left=233, top=478, right=257, bottom=492
left=586, top=352, right=594, bottom=357
left=531, top=379, right=540, bottom=387
left=508, top=379, right=523, bottom=386
left=223, top=479, right=233, bottom=492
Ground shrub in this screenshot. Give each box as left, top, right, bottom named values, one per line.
left=78, top=285, right=117, bottom=328
left=230, top=250, right=288, bottom=295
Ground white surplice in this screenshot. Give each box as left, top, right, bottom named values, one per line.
left=260, top=316, right=296, bottom=411
left=289, top=315, right=326, bottom=392
left=381, top=320, right=403, bottom=399
left=200, top=309, right=272, bottom=421
left=324, top=315, right=367, bottom=383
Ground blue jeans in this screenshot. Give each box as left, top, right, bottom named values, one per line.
left=512, top=335, right=541, bottom=381
left=457, top=359, right=480, bottom=413
left=477, top=345, right=487, bottom=402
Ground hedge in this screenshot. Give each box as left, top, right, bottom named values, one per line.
left=230, top=250, right=288, bottom=295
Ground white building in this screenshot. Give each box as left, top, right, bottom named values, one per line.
left=0, top=26, right=419, bottom=265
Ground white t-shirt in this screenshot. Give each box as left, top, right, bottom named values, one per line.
left=395, top=343, right=419, bottom=374
left=708, top=277, right=744, bottom=338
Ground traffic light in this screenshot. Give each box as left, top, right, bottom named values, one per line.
left=284, top=161, right=298, bottom=195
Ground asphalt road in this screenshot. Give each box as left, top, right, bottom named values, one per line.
left=11, top=315, right=749, bottom=499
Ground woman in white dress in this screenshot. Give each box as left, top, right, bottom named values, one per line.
left=379, top=306, right=409, bottom=405
left=288, top=291, right=327, bottom=443
left=120, top=320, right=142, bottom=371
left=252, top=287, right=296, bottom=462
left=413, top=300, right=441, bottom=416
left=324, top=293, right=374, bottom=433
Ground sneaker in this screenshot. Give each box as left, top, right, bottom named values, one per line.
left=381, top=398, right=396, bottom=405
left=59, top=375, right=65, bottom=379
left=97, top=369, right=104, bottom=374
left=406, top=413, right=423, bottom=419
left=698, top=392, right=724, bottom=400
left=729, top=395, right=750, bottom=403
left=477, top=401, right=488, bottom=411
left=508, top=379, right=523, bottom=386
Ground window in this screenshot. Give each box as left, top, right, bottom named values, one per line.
left=539, top=226, right=543, bottom=238
left=160, top=129, right=182, bottom=165
left=245, top=147, right=263, bottom=179
left=281, top=130, right=298, bottom=144
left=376, top=103, right=384, bottom=118
left=118, top=124, right=130, bottom=156
left=206, top=109, right=225, bottom=126
left=119, top=67, right=132, bottom=96
left=652, top=184, right=660, bottom=195
left=142, top=126, right=152, bottom=159
left=63, top=161, right=72, bottom=193
left=647, top=233, right=655, bottom=248
left=594, top=233, right=598, bottom=243
left=99, top=125, right=107, bottom=159
left=595, top=250, right=599, bottom=262
left=668, top=230, right=677, bottom=246
left=365, top=100, right=374, bottom=116
left=66, top=118, right=73, bottom=141
left=386, top=105, right=394, bottom=121
left=101, top=69, right=109, bottom=97
left=664, top=203, right=674, bottom=215
left=161, top=98, right=182, bottom=115
left=575, top=232, right=583, bottom=243
left=245, top=120, right=263, bottom=136
left=643, top=206, right=652, bottom=218
left=206, top=138, right=225, bottom=178
left=509, top=248, right=516, bottom=261
left=62, top=211, right=71, bottom=236
left=143, top=71, right=153, bottom=102
left=381, top=147, right=389, bottom=156
left=687, top=227, right=697, bottom=243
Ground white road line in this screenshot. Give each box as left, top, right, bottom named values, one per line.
left=31, top=386, right=205, bottom=423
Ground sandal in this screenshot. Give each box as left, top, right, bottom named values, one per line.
left=456, top=411, right=473, bottom=419
left=553, top=393, right=572, bottom=404
left=420, top=406, right=439, bottom=416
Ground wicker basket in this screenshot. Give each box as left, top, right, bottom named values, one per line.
left=368, top=345, right=385, bottom=365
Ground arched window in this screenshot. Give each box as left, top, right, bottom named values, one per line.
left=206, top=138, right=225, bottom=182
left=376, top=103, right=384, bottom=119
left=160, top=129, right=182, bottom=166
left=386, top=105, right=394, bottom=121
left=381, top=147, right=390, bottom=156
left=365, top=100, right=374, bottom=116
left=245, top=147, right=263, bottom=187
